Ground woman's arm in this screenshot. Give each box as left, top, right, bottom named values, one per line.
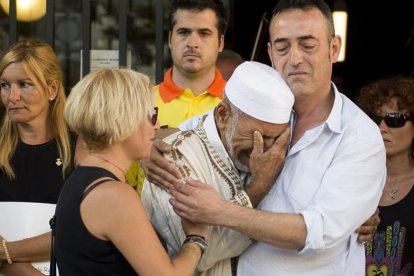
left=0, top=233, right=50, bottom=263
left=81, top=181, right=208, bottom=276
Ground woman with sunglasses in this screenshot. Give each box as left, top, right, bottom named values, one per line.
left=53, top=68, right=209, bottom=275
left=357, top=75, right=414, bottom=276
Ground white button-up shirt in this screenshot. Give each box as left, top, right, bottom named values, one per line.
left=238, top=85, right=386, bottom=275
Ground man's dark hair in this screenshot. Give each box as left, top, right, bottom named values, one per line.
left=169, top=0, right=228, bottom=36
left=270, top=0, right=335, bottom=41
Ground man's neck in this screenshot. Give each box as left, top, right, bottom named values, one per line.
left=172, top=66, right=216, bottom=96
left=291, top=85, right=335, bottom=145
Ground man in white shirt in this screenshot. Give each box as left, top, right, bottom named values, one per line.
left=169, top=0, right=386, bottom=275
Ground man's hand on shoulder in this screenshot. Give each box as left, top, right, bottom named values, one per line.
left=141, top=138, right=182, bottom=191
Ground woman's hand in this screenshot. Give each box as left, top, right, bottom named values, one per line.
left=181, top=219, right=210, bottom=242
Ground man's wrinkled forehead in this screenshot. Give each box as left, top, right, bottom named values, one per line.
left=269, top=8, right=333, bottom=41
left=171, top=8, right=218, bottom=29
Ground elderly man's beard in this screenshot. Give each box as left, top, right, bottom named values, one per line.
left=224, top=121, right=250, bottom=173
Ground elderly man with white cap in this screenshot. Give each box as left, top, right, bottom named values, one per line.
left=141, top=61, right=294, bottom=276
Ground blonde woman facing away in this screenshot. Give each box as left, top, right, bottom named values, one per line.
left=53, top=68, right=209, bottom=275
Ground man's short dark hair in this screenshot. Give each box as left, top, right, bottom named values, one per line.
left=270, top=0, right=335, bottom=41
left=169, top=0, right=228, bottom=36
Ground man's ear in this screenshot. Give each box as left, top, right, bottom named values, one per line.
left=168, top=31, right=172, bottom=49
left=218, top=34, right=225, bottom=52
left=330, top=35, right=342, bottom=63
left=214, top=101, right=232, bottom=131
left=267, top=42, right=275, bottom=68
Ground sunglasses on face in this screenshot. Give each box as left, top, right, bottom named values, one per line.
left=371, top=112, right=411, bottom=128
left=149, top=107, right=158, bottom=126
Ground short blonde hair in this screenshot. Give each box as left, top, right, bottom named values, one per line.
left=64, top=68, right=154, bottom=150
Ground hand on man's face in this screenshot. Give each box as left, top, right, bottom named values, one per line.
left=246, top=127, right=291, bottom=205
left=250, top=126, right=290, bottom=180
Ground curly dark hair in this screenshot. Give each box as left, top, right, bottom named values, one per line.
left=357, top=75, right=414, bottom=158
left=169, top=0, right=227, bottom=36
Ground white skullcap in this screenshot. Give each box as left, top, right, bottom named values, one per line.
left=224, top=61, right=294, bottom=124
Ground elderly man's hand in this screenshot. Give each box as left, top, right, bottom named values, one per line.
left=141, top=138, right=182, bottom=191
left=356, top=208, right=380, bottom=243
left=246, top=127, right=291, bottom=206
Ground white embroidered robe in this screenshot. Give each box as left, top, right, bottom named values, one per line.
left=142, top=113, right=253, bottom=276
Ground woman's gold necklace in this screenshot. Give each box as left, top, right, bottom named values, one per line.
left=89, top=154, right=126, bottom=178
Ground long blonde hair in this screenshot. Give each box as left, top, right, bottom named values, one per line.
left=0, top=39, right=71, bottom=178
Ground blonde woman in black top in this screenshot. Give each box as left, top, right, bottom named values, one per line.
left=55, top=68, right=208, bottom=275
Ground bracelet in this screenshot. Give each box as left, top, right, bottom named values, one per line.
left=2, top=239, right=12, bottom=264
left=183, top=235, right=208, bottom=254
